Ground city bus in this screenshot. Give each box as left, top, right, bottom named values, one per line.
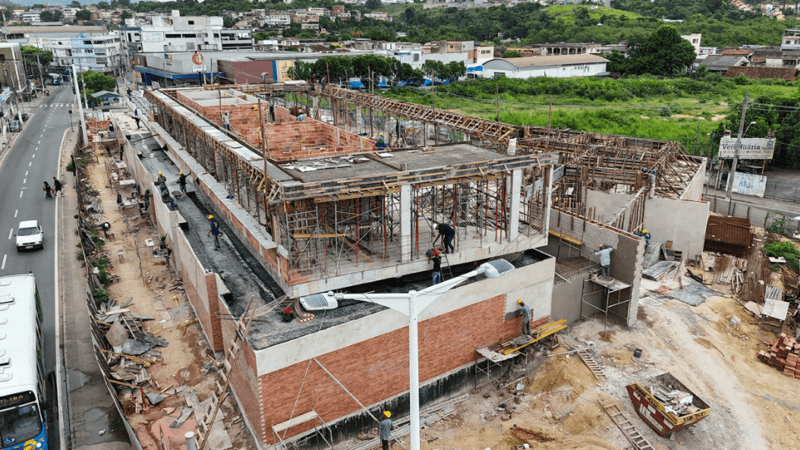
left=0, top=274, right=48, bottom=450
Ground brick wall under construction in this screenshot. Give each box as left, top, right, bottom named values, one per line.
left=255, top=294, right=549, bottom=446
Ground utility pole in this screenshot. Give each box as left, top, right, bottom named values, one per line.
left=35, top=54, right=44, bottom=93
left=73, top=64, right=88, bottom=144
left=725, top=93, right=749, bottom=202
left=11, top=56, right=24, bottom=122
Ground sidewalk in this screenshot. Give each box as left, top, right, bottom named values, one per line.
left=58, top=127, right=133, bottom=450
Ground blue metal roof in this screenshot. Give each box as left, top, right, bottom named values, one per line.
left=134, top=66, right=224, bottom=81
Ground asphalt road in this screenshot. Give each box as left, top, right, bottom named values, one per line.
left=0, top=85, right=73, bottom=448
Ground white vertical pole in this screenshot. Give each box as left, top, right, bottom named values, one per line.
left=408, top=290, right=420, bottom=450
left=72, top=65, right=88, bottom=144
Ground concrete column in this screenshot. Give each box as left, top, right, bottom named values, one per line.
left=336, top=127, right=341, bottom=147
left=544, top=165, right=553, bottom=236
left=508, top=169, right=522, bottom=241
left=356, top=106, right=363, bottom=135
left=400, top=184, right=412, bottom=262
left=385, top=114, right=392, bottom=145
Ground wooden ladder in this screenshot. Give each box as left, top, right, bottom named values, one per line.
left=599, top=400, right=656, bottom=450
left=576, top=349, right=607, bottom=380
left=197, top=295, right=257, bottom=450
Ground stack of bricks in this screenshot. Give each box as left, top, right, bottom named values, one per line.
left=757, top=333, right=800, bottom=378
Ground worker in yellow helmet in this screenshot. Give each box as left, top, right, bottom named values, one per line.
left=178, top=170, right=190, bottom=193
left=379, top=411, right=392, bottom=450
left=156, top=171, right=167, bottom=193
left=635, top=228, right=652, bottom=246
left=206, top=215, right=221, bottom=249
left=518, top=299, right=531, bottom=336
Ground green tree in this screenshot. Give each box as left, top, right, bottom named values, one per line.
left=70, top=0, right=81, bottom=7
left=365, top=0, right=381, bottom=10
left=75, top=9, right=92, bottom=21
left=223, top=16, right=237, bottom=28
left=627, top=24, right=697, bottom=76
left=21, top=46, right=53, bottom=67
left=403, top=6, right=415, bottom=22
left=81, top=71, right=116, bottom=97
left=97, top=1, right=110, bottom=9
left=502, top=50, right=523, bottom=58
left=39, top=10, right=62, bottom=22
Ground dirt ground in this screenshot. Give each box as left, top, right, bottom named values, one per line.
left=396, top=261, right=800, bottom=450
left=83, top=148, right=256, bottom=450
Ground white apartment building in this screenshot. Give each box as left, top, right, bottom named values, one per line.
left=264, top=13, right=291, bottom=26
left=21, top=12, right=41, bottom=24
left=681, top=33, right=702, bottom=55
left=782, top=29, right=800, bottom=51
left=122, top=10, right=252, bottom=63
left=42, top=33, right=124, bottom=75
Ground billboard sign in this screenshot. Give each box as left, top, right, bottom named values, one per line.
left=718, top=137, right=775, bottom=159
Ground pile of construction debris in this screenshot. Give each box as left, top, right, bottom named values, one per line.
left=648, top=384, right=700, bottom=417
left=92, top=297, right=172, bottom=411
left=758, top=333, right=800, bottom=379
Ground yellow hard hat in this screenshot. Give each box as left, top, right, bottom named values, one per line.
left=642, top=229, right=647, bottom=233
left=208, top=215, right=214, bottom=220
left=384, top=411, right=391, bottom=418
left=517, top=299, right=523, bottom=304
left=179, top=171, right=183, bottom=175
left=158, top=171, right=162, bottom=175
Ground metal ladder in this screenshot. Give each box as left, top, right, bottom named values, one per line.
left=577, top=349, right=607, bottom=380
left=599, top=400, right=656, bottom=450
left=196, top=296, right=257, bottom=450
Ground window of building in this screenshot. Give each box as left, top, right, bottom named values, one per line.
left=182, top=34, right=196, bottom=38
left=188, top=20, right=194, bottom=24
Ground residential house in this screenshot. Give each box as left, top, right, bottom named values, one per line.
left=698, top=54, right=749, bottom=73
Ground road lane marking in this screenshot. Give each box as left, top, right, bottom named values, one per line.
left=23, top=178, right=26, bottom=184
left=31, top=154, right=34, bottom=159
left=14, top=210, right=17, bottom=218
left=25, top=171, right=28, bottom=176
left=7, top=229, right=11, bottom=240
left=28, top=162, right=31, bottom=166
left=38, top=140, right=40, bottom=144
left=19, top=191, right=23, bottom=198
left=1, top=255, right=5, bottom=270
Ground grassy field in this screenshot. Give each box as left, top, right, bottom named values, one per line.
left=542, top=5, right=642, bottom=24
left=380, top=81, right=796, bottom=152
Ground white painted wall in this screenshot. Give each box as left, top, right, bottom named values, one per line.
left=643, top=197, right=709, bottom=258
left=483, top=62, right=607, bottom=79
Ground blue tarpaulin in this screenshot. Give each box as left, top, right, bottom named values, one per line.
left=349, top=80, right=365, bottom=89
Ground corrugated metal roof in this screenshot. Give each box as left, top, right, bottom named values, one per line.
left=699, top=55, right=748, bottom=69
left=486, top=54, right=609, bottom=69
left=1, top=26, right=105, bottom=33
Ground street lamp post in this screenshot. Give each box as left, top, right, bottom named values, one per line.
left=303, top=259, right=516, bottom=450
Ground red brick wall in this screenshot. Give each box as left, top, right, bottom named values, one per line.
left=257, top=295, right=549, bottom=445
left=220, top=303, right=264, bottom=442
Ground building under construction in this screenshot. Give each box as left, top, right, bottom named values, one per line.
left=116, top=81, right=707, bottom=448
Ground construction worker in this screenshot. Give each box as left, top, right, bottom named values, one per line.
left=432, top=223, right=455, bottom=254
left=206, top=215, right=221, bottom=249
left=427, top=249, right=442, bottom=285
left=375, top=134, right=388, bottom=151
left=518, top=299, right=531, bottom=336
left=222, top=110, right=231, bottom=131
left=379, top=411, right=392, bottom=450
left=595, top=244, right=613, bottom=277
left=178, top=170, right=189, bottom=193
left=635, top=229, right=652, bottom=245
left=156, top=171, right=167, bottom=193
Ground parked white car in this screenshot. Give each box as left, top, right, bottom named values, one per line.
left=15, top=220, right=43, bottom=251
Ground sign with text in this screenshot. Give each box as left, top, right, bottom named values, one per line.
left=718, top=137, right=776, bottom=159
left=732, top=172, right=767, bottom=197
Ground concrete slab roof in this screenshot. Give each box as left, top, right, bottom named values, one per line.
left=281, top=144, right=500, bottom=184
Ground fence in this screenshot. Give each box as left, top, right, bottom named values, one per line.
left=761, top=182, right=800, bottom=203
